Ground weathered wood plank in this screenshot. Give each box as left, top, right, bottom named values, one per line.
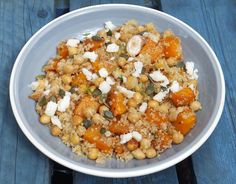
left=69, top=0, right=178, bottom=182
left=0, top=0, right=54, bottom=183
left=161, top=0, right=236, bottom=183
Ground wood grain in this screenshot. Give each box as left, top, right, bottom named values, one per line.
left=0, top=0, right=54, bottom=183
left=162, top=0, right=236, bottom=183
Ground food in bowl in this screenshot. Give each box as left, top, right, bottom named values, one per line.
left=29, top=20, right=202, bottom=163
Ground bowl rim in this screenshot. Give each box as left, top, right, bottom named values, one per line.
left=9, top=4, right=225, bottom=178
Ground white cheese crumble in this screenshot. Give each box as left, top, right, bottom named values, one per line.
left=66, top=39, right=80, bottom=47
left=82, top=68, right=93, bottom=81
left=117, top=86, right=135, bottom=98
left=114, top=32, right=121, bottom=40
left=185, top=61, right=199, bottom=80
left=127, top=57, right=134, bottom=62
left=43, top=89, right=50, bottom=96
left=51, top=116, right=62, bottom=129
left=132, top=131, right=142, bottom=142
left=170, top=80, right=181, bottom=93
left=120, top=133, right=133, bottom=144
left=153, top=90, right=169, bottom=102
left=149, top=70, right=169, bottom=87
left=132, top=61, right=143, bottom=77
left=98, top=68, right=109, bottom=78
left=45, top=101, right=58, bottom=117
left=29, top=81, right=39, bottom=91
left=189, top=84, right=195, bottom=91
left=105, top=131, right=111, bottom=137
left=106, top=76, right=115, bottom=85
left=83, top=51, right=98, bottom=62
left=106, top=43, right=119, bottom=53
left=99, top=81, right=111, bottom=94
left=57, top=92, right=71, bottom=112
left=104, top=21, right=116, bottom=30
left=143, top=32, right=160, bottom=43
left=139, top=102, right=147, bottom=113
left=92, top=73, right=98, bottom=80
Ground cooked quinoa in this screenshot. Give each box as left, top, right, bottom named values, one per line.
left=29, top=20, right=202, bottom=163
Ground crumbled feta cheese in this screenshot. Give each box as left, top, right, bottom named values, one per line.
left=92, top=73, right=98, bottom=80
left=43, top=89, right=50, bottom=96
left=83, top=51, right=98, bottom=62
left=106, top=76, right=115, bottom=85
left=139, top=102, right=147, bottom=113
left=153, top=90, right=169, bottom=102
left=120, top=133, right=133, bottom=144
left=66, top=39, right=80, bottom=47
left=132, top=61, right=143, bottom=77
left=189, top=84, right=195, bottom=91
left=99, top=68, right=109, bottom=78
left=105, top=131, right=111, bottom=137
left=51, top=116, right=62, bottom=129
left=114, top=32, right=121, bottom=40
left=127, top=57, right=134, bottom=62
left=45, top=101, right=58, bottom=117
left=99, top=81, right=111, bottom=94
left=82, top=68, right=93, bottom=81
left=117, top=86, right=135, bottom=98
left=104, top=21, right=116, bottom=30
left=185, top=61, right=199, bottom=80
left=106, top=43, right=119, bottom=53
left=149, top=70, right=169, bottom=87
left=170, top=80, right=181, bottom=93
left=143, top=32, right=160, bottom=43
left=57, top=93, right=71, bottom=112
left=132, top=131, right=142, bottom=142
left=29, top=81, right=39, bottom=91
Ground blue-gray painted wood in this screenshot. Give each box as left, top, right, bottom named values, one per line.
left=0, top=0, right=54, bottom=183
left=69, top=0, right=179, bottom=183
left=162, top=0, right=236, bottom=183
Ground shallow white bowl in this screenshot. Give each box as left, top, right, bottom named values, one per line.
left=10, top=4, right=225, bottom=178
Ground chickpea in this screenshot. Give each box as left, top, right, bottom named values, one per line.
left=61, top=134, right=70, bottom=142
left=79, top=84, right=87, bottom=93
left=125, top=76, right=138, bottom=90
left=70, top=133, right=80, bottom=145
left=72, top=115, right=83, bottom=126
left=68, top=47, right=78, bottom=56
left=64, top=85, right=71, bottom=91
left=132, top=148, right=145, bottom=160
left=61, top=75, right=72, bottom=84
left=63, top=64, right=74, bottom=74
left=51, top=126, right=61, bottom=136
left=134, top=85, right=142, bottom=92
left=39, top=114, right=51, bottom=124
left=140, top=138, right=151, bottom=149
left=128, top=109, right=141, bottom=123
left=146, top=147, right=157, bottom=158
left=133, top=92, right=143, bottom=104
left=139, top=75, right=148, bottom=83
left=117, top=57, right=127, bottom=67
left=88, top=147, right=99, bottom=160
left=168, top=107, right=184, bottom=122
left=148, top=100, right=159, bottom=109
left=83, top=107, right=96, bottom=118
left=99, top=105, right=109, bottom=115
left=92, top=113, right=104, bottom=124
left=76, top=126, right=86, bottom=136
left=128, top=99, right=138, bottom=108
left=127, top=139, right=139, bottom=151
left=172, top=131, right=184, bottom=144
left=159, top=103, right=170, bottom=114
left=190, top=101, right=202, bottom=112
left=74, top=55, right=85, bottom=65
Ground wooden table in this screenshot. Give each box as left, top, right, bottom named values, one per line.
left=0, top=0, right=235, bottom=183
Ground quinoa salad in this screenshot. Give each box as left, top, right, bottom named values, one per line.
left=29, top=20, right=202, bottom=163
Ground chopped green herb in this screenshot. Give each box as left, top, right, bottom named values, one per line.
left=103, top=110, right=114, bottom=119
left=36, top=74, right=45, bottom=80
left=99, top=95, right=109, bottom=107
left=176, top=61, right=185, bottom=68
left=59, top=89, right=65, bottom=98
left=91, top=35, right=103, bottom=41
left=83, top=119, right=92, bottom=129
left=38, top=96, right=47, bottom=106
left=119, top=44, right=126, bottom=52
left=106, top=29, right=112, bottom=36
left=141, top=67, right=146, bottom=74
left=120, top=53, right=129, bottom=60
left=160, top=86, right=168, bottom=91
left=83, top=32, right=90, bottom=36
left=100, top=127, right=106, bottom=134
left=146, top=83, right=155, bottom=95
left=92, top=88, right=102, bottom=97
left=69, top=86, right=76, bottom=94
left=49, top=96, right=57, bottom=102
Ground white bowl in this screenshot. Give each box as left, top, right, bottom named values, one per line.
left=10, top=4, right=225, bottom=178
